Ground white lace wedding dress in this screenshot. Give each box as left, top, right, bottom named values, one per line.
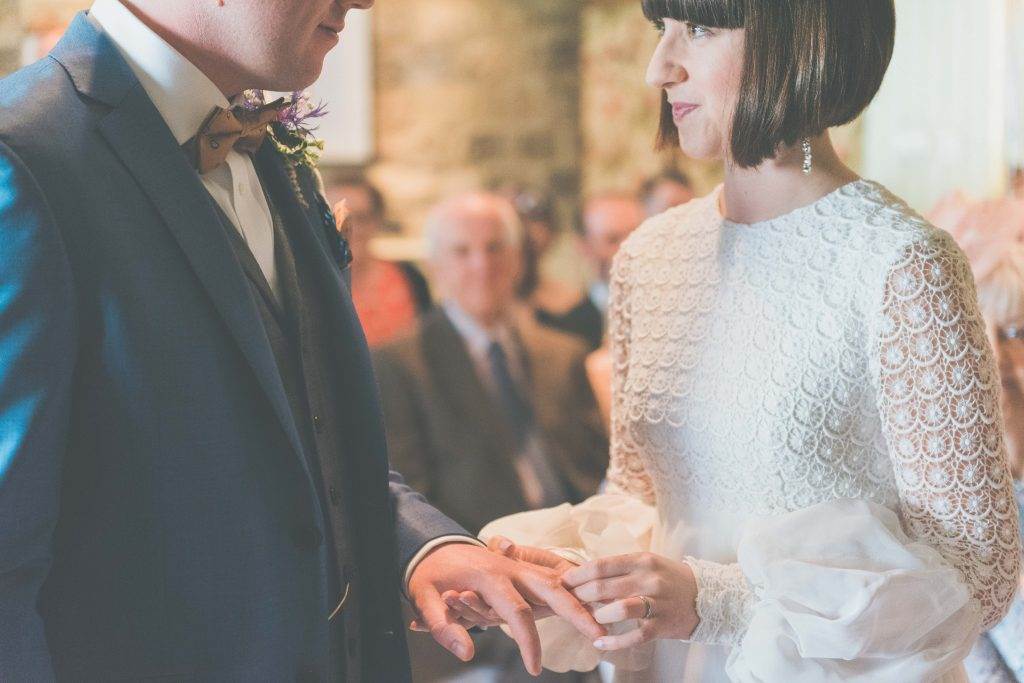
left=481, top=180, right=1021, bottom=682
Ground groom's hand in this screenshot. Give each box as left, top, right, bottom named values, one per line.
left=407, top=542, right=605, bottom=676
left=427, top=537, right=583, bottom=629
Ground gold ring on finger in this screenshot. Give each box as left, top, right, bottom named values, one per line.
left=638, top=595, right=655, bottom=620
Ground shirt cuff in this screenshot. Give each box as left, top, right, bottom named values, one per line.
left=404, top=535, right=486, bottom=595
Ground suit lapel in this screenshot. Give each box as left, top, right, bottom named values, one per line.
left=252, top=141, right=364, bottom=359
left=63, top=29, right=315, bottom=489
left=253, top=142, right=393, bottom=489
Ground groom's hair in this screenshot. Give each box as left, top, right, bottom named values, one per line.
left=642, top=0, right=896, bottom=168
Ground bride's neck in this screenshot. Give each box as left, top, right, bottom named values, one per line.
left=720, top=132, right=860, bottom=225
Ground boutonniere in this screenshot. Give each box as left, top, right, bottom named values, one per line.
left=242, top=90, right=352, bottom=271
left=241, top=89, right=328, bottom=169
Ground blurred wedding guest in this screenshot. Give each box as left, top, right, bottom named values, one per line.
left=373, top=192, right=608, bottom=683
left=510, top=188, right=582, bottom=320
left=510, top=189, right=554, bottom=299
left=932, top=192, right=1024, bottom=478
left=935, top=194, right=1024, bottom=681
left=639, top=168, right=695, bottom=217
left=538, top=194, right=645, bottom=350
left=1011, top=168, right=1024, bottom=200
left=328, top=177, right=432, bottom=347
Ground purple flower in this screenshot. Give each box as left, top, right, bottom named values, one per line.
left=277, top=91, right=329, bottom=133
left=239, top=89, right=329, bottom=133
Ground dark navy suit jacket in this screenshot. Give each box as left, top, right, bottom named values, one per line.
left=0, top=14, right=468, bottom=682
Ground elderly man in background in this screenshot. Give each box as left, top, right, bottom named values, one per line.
left=537, top=194, right=645, bottom=351
left=374, top=192, right=608, bottom=682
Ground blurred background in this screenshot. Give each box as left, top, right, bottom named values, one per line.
left=3, top=0, right=1022, bottom=292
left=3, top=2, right=1023, bottom=681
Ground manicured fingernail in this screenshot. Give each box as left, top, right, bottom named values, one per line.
left=499, top=539, right=513, bottom=553
left=454, top=643, right=468, bottom=659
left=593, top=639, right=606, bottom=650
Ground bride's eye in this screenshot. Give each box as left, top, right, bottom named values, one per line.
left=652, top=18, right=666, bottom=36
left=686, top=23, right=712, bottom=39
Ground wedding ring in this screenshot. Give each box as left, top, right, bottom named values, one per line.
left=638, top=595, right=655, bottom=620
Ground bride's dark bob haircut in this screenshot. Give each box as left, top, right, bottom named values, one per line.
left=642, top=0, right=896, bottom=168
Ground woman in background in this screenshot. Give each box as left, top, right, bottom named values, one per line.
left=329, top=176, right=432, bottom=347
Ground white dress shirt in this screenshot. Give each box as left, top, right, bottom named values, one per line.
left=88, top=0, right=479, bottom=589
left=88, top=0, right=278, bottom=298
left=588, top=280, right=610, bottom=316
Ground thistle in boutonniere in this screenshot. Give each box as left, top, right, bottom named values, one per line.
left=241, top=90, right=350, bottom=268
left=241, top=89, right=329, bottom=169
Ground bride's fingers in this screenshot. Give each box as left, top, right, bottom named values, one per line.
left=572, top=576, right=638, bottom=604
left=593, top=623, right=653, bottom=652
left=486, top=535, right=516, bottom=554
left=563, top=554, right=647, bottom=588
left=459, top=591, right=501, bottom=624
left=592, top=597, right=648, bottom=625
left=444, top=593, right=488, bottom=626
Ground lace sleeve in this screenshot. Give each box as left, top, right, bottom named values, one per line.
left=604, top=246, right=656, bottom=504
left=875, top=235, right=1022, bottom=630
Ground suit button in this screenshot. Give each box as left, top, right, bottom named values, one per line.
left=297, top=667, right=319, bottom=683
left=312, top=414, right=324, bottom=434
left=329, top=486, right=341, bottom=506
left=292, top=525, right=323, bottom=550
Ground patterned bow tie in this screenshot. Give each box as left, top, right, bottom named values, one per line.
left=184, top=98, right=286, bottom=174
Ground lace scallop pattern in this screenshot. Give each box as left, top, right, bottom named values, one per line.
left=603, top=180, right=1020, bottom=634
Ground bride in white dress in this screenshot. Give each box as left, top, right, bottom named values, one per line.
left=445, top=1, right=1022, bottom=680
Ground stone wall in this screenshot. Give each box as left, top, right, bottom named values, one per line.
left=0, top=0, right=22, bottom=76
left=0, top=1, right=730, bottom=233
left=362, top=0, right=584, bottom=236
left=581, top=0, right=722, bottom=198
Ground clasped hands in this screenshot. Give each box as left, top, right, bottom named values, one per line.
left=407, top=537, right=699, bottom=676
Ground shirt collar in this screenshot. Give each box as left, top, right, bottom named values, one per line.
left=87, top=0, right=231, bottom=145
left=443, top=301, right=515, bottom=359
left=589, top=281, right=610, bottom=314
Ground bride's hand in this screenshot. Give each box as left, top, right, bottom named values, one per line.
left=411, top=536, right=580, bottom=631
left=562, top=553, right=700, bottom=650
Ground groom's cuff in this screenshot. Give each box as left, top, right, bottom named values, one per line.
left=404, top=535, right=486, bottom=594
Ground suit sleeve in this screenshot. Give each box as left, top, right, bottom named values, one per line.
left=374, top=349, right=476, bottom=575
left=0, top=141, right=77, bottom=680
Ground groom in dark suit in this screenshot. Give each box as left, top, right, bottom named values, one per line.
left=0, top=1, right=601, bottom=681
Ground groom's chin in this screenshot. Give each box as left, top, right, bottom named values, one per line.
left=257, top=60, right=328, bottom=94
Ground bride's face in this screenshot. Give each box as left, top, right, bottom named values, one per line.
left=646, top=19, right=745, bottom=161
